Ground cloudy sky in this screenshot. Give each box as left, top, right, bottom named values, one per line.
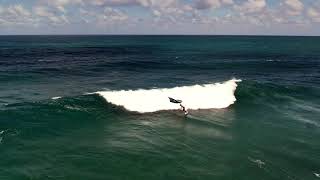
left=0, top=0, right=319, bottom=35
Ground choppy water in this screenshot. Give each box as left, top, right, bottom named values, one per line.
left=0, top=36, right=320, bottom=180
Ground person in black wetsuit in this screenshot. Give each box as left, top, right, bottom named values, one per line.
left=169, top=97, right=188, bottom=116
left=180, top=104, right=189, bottom=115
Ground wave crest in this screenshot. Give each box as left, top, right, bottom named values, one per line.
left=96, top=79, right=241, bottom=113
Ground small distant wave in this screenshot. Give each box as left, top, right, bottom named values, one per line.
left=266, top=59, right=282, bottom=62
left=248, top=157, right=265, bottom=168
left=0, top=129, right=19, bottom=144
left=51, top=96, right=62, bottom=100
left=96, top=79, right=241, bottom=113
left=0, top=130, right=5, bottom=144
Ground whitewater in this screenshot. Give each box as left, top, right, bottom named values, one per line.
left=96, top=79, right=241, bottom=113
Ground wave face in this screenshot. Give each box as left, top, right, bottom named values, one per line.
left=96, top=79, right=241, bottom=113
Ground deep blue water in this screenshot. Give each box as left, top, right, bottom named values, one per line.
left=0, top=36, right=320, bottom=180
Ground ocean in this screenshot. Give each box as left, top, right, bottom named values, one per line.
left=0, top=35, right=319, bottom=180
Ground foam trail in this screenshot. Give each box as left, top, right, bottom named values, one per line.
left=52, top=97, right=62, bottom=100
left=97, top=79, right=241, bottom=113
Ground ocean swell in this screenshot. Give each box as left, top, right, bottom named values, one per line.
left=96, top=79, right=241, bottom=113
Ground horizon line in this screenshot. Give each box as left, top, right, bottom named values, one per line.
left=0, top=34, right=319, bottom=37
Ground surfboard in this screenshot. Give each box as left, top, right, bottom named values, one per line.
left=169, top=97, right=182, bottom=104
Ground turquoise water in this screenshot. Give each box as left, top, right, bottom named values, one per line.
left=0, top=36, right=319, bottom=180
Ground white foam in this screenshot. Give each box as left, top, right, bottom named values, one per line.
left=96, top=79, right=241, bottom=113
left=51, top=96, right=62, bottom=100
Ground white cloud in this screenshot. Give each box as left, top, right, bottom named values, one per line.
left=146, top=0, right=178, bottom=8
left=34, top=6, right=53, bottom=17
left=282, top=0, right=304, bottom=16
left=0, top=4, right=35, bottom=26
left=221, top=0, right=233, bottom=5
left=307, top=8, right=320, bottom=23
left=39, top=0, right=83, bottom=12
left=284, top=0, right=303, bottom=11
left=194, top=0, right=233, bottom=10
left=33, top=6, right=69, bottom=25
left=78, top=6, right=130, bottom=25
left=136, top=0, right=195, bottom=26
left=90, top=0, right=142, bottom=6
left=194, top=0, right=221, bottom=9
left=235, top=0, right=266, bottom=13
left=98, top=7, right=128, bottom=23
left=0, top=0, right=317, bottom=35
left=152, top=9, right=161, bottom=16
left=224, top=0, right=308, bottom=26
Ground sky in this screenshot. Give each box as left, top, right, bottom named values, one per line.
left=0, top=0, right=319, bottom=35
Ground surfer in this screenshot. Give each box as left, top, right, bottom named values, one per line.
left=180, top=104, right=189, bottom=115
left=169, top=97, right=188, bottom=116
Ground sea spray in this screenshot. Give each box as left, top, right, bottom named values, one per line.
left=96, top=79, right=241, bottom=113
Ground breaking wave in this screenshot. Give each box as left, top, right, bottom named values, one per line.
left=96, top=79, right=241, bottom=113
